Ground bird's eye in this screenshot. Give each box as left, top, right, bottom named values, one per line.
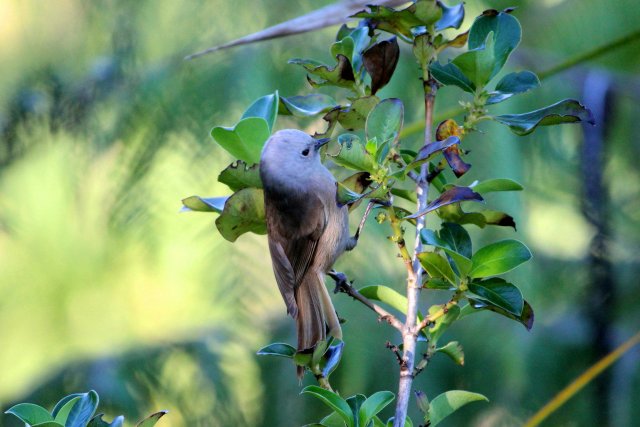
left=301, top=148, right=310, bottom=156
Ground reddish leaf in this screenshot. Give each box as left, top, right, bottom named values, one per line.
left=363, top=37, right=400, bottom=95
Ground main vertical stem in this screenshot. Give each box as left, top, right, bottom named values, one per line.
left=393, top=75, right=437, bottom=426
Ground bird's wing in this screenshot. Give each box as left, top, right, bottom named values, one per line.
left=266, top=194, right=328, bottom=317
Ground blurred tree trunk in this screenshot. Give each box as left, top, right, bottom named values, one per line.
left=581, top=71, right=615, bottom=427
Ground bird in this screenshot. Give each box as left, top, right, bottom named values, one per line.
left=260, top=129, right=357, bottom=377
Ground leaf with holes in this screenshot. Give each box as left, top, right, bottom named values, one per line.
left=215, top=188, right=266, bottom=242
left=218, top=160, right=262, bottom=191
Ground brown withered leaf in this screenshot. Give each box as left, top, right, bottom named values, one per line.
left=363, top=37, right=400, bottom=95
left=436, top=119, right=470, bottom=177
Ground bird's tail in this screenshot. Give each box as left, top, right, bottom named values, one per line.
left=295, top=272, right=342, bottom=378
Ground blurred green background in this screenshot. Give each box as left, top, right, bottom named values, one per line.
left=0, top=0, right=639, bottom=426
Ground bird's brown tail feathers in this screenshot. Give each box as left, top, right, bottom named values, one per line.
left=295, top=273, right=342, bottom=378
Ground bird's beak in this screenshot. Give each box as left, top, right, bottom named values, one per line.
left=315, top=138, right=331, bottom=149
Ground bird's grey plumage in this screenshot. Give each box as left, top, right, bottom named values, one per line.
left=260, top=129, right=355, bottom=376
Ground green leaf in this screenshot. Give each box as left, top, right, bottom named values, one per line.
left=358, top=285, right=407, bottom=314
left=51, top=394, right=83, bottom=419
left=256, top=342, right=296, bottom=358
left=302, top=386, right=353, bottom=427
left=313, top=340, right=330, bottom=366
left=428, top=304, right=460, bottom=344
left=211, top=117, right=270, bottom=164
left=366, top=98, right=404, bottom=152
left=435, top=1, right=465, bottom=31
left=289, top=55, right=356, bottom=89
left=53, top=397, right=81, bottom=424
left=215, top=188, right=266, bottom=242
left=487, top=70, right=539, bottom=104
left=472, top=178, right=523, bottom=194
left=462, top=299, right=535, bottom=330
left=436, top=341, right=465, bottom=365
left=452, top=33, right=496, bottom=88
left=418, top=252, right=457, bottom=284
left=421, top=226, right=472, bottom=277
left=359, top=391, right=395, bottom=427
left=31, top=423, right=64, bottom=427
left=88, top=414, right=125, bottom=427
left=346, top=394, right=366, bottom=427
left=406, top=186, right=483, bottom=220
left=318, top=411, right=346, bottom=427
left=363, top=38, right=400, bottom=95
left=429, top=61, right=475, bottom=93
left=5, top=403, right=53, bottom=425
left=241, top=91, right=279, bottom=132
left=65, top=390, right=99, bottom=427
left=180, top=196, right=228, bottom=213
left=467, top=278, right=524, bottom=316
left=427, top=390, right=488, bottom=426
left=279, top=94, right=338, bottom=117
left=469, top=239, right=532, bottom=278
left=329, top=134, right=378, bottom=172
left=218, top=160, right=262, bottom=191
left=352, top=4, right=425, bottom=40
left=324, top=96, right=380, bottom=134
left=294, top=348, right=313, bottom=367
left=135, top=410, right=168, bottom=427
left=468, top=10, right=521, bottom=79
left=493, top=99, right=595, bottom=135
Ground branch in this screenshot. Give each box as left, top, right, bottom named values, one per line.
left=329, top=272, right=404, bottom=332
left=185, top=0, right=409, bottom=60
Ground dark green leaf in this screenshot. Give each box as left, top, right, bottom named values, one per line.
left=4, top=403, right=53, bottom=425
left=468, top=278, right=524, bottom=316
left=435, top=1, right=465, bottom=31
left=418, top=252, right=457, bottom=284
left=322, top=341, right=345, bottom=378
left=181, top=196, right=228, bottom=213
left=436, top=203, right=516, bottom=230
left=468, top=11, right=521, bottom=79
left=65, top=390, right=99, bottom=427
left=329, top=134, right=378, bottom=172
left=493, top=99, right=595, bottom=135
left=472, top=178, right=523, bottom=194
left=469, top=239, right=532, bottom=278
left=211, top=117, right=270, bottom=164
left=439, top=222, right=472, bottom=258
left=218, top=160, right=262, bottom=191
left=52, top=394, right=83, bottom=419
left=322, top=96, right=380, bottom=135
left=427, top=390, right=488, bottom=426
left=436, top=341, right=464, bottom=365
left=257, top=342, right=296, bottom=358
left=31, top=423, right=65, bottom=427
left=88, top=414, right=124, bottom=427
left=352, top=4, right=424, bottom=40
left=363, top=38, right=400, bottom=95
left=423, top=278, right=454, bottom=290
left=406, top=186, right=483, bottom=220
left=241, top=92, right=279, bottom=132
left=279, top=94, right=338, bottom=117
left=487, top=71, right=539, bottom=104
left=301, top=386, right=353, bottom=427
left=347, top=394, right=366, bottom=427
left=359, top=391, right=395, bottom=427
left=215, top=188, right=266, bottom=242
left=318, top=411, right=345, bottom=427
left=366, top=98, right=403, bottom=163
left=465, top=299, right=535, bottom=330
left=421, top=226, right=472, bottom=277
left=452, top=33, right=496, bottom=88
left=136, top=411, right=168, bottom=427
left=53, top=396, right=81, bottom=424
left=429, top=61, right=475, bottom=93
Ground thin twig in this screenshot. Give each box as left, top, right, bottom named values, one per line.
left=329, top=272, right=404, bottom=331
left=386, top=341, right=406, bottom=366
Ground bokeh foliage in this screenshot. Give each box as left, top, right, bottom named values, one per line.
left=0, top=0, right=639, bottom=426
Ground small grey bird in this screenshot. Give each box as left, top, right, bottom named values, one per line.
left=260, top=129, right=356, bottom=374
